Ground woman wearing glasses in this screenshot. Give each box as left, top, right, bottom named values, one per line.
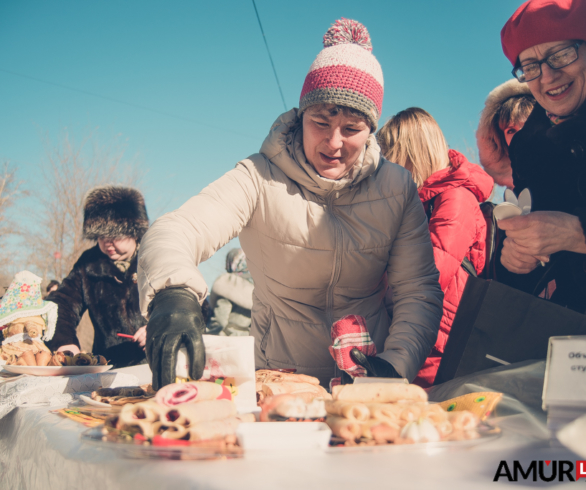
left=497, top=0, right=586, bottom=312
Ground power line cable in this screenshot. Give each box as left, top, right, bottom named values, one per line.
left=251, top=0, right=287, bottom=112
left=0, top=68, right=256, bottom=140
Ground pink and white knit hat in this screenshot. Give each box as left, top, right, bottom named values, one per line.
left=299, top=18, right=384, bottom=131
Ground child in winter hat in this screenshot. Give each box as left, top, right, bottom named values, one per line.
left=299, top=18, right=384, bottom=132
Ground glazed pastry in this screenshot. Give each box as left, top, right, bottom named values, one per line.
left=362, top=419, right=401, bottom=443
left=262, top=382, right=331, bottom=400
left=305, top=399, right=327, bottom=419
left=117, top=401, right=165, bottom=438
left=332, top=383, right=427, bottom=404
left=188, top=417, right=244, bottom=441
left=152, top=421, right=189, bottom=440
left=255, top=370, right=320, bottom=386
left=0, top=353, right=15, bottom=364
left=366, top=402, right=404, bottom=421
left=270, top=397, right=326, bottom=419
left=421, top=404, right=449, bottom=424
left=447, top=410, right=478, bottom=431
left=20, top=350, right=37, bottom=366
left=326, top=415, right=362, bottom=441
left=35, top=351, right=51, bottom=367
left=73, top=353, right=94, bottom=366
left=325, top=400, right=370, bottom=421
left=91, top=386, right=155, bottom=405
left=155, top=381, right=225, bottom=407
left=163, top=400, right=237, bottom=426
left=48, top=354, right=62, bottom=366
left=53, top=352, right=66, bottom=366
left=259, top=393, right=320, bottom=422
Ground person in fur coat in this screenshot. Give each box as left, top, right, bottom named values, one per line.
left=476, top=79, right=535, bottom=189
left=378, top=108, right=494, bottom=386
left=46, top=186, right=149, bottom=367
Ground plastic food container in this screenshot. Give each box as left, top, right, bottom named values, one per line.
left=236, top=422, right=331, bottom=453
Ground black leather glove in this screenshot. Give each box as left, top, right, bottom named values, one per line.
left=146, top=288, right=206, bottom=390
left=350, top=347, right=402, bottom=378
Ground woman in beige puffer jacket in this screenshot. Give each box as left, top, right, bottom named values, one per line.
left=138, top=19, right=443, bottom=388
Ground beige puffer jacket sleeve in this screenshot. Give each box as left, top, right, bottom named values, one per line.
left=137, top=156, right=264, bottom=316
left=378, top=177, right=443, bottom=381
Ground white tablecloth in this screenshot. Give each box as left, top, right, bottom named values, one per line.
left=0, top=370, right=139, bottom=419
left=0, top=361, right=579, bottom=490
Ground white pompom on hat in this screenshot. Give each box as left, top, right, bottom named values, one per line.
left=299, top=18, right=384, bottom=131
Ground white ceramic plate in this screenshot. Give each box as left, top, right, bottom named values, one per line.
left=79, top=394, right=112, bottom=408
left=1, top=365, right=113, bottom=376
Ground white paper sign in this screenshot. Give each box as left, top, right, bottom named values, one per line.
left=543, top=336, right=586, bottom=409
left=175, top=335, right=257, bottom=413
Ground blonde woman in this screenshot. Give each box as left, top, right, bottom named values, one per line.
left=476, top=79, right=535, bottom=189
left=377, top=108, right=494, bottom=386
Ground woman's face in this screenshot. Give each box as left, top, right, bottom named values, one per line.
left=503, top=122, right=524, bottom=146
left=302, top=105, right=371, bottom=180
left=98, top=236, right=137, bottom=261
left=520, top=40, right=586, bottom=116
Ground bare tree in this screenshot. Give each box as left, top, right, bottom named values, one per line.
left=0, top=161, right=25, bottom=272
left=26, top=129, right=143, bottom=281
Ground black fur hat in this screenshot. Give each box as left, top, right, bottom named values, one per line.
left=83, top=186, right=149, bottom=241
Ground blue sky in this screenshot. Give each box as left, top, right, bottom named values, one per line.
left=0, top=0, right=523, bottom=285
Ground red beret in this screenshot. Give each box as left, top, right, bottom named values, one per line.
left=501, top=0, right=586, bottom=66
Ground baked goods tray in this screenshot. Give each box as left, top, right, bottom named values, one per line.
left=2, top=365, right=113, bottom=376
left=327, top=422, right=501, bottom=453
left=81, top=427, right=243, bottom=460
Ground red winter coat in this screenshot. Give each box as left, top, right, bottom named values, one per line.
left=413, top=150, right=494, bottom=387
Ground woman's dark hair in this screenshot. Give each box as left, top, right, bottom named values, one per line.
left=492, top=94, right=535, bottom=159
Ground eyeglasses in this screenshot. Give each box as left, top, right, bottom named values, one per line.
left=512, top=41, right=583, bottom=83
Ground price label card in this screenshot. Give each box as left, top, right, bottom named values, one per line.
left=543, top=336, right=586, bottom=409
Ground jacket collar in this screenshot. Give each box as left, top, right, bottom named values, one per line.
left=518, top=102, right=586, bottom=139
left=85, top=245, right=138, bottom=281
left=418, top=150, right=494, bottom=204
left=260, top=109, right=382, bottom=198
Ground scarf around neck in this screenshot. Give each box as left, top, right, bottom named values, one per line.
left=113, top=245, right=139, bottom=273
left=546, top=110, right=577, bottom=126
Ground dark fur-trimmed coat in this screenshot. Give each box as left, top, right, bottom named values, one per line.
left=47, top=245, right=146, bottom=367
left=498, top=102, right=586, bottom=313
